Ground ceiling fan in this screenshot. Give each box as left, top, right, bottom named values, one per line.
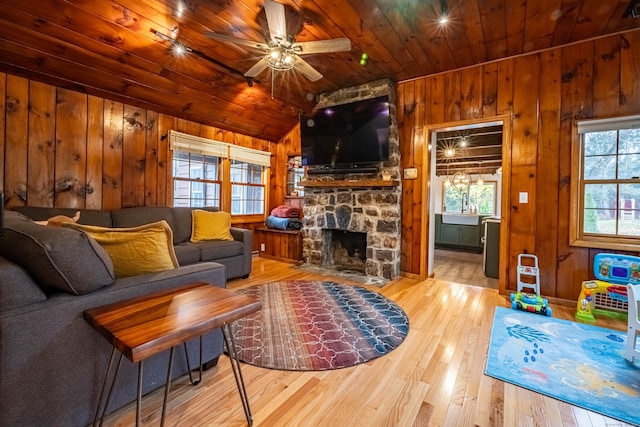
left=204, top=0, right=351, bottom=83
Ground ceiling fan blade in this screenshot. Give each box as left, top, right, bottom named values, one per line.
left=294, top=57, right=323, bottom=82
left=293, top=38, right=352, bottom=55
left=264, top=0, right=287, bottom=43
left=204, top=31, right=268, bottom=51
left=244, top=58, right=269, bottom=78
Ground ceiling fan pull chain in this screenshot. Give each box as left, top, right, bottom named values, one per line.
left=271, top=71, right=275, bottom=99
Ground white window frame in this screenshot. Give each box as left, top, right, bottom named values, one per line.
left=230, top=159, right=266, bottom=215
left=172, top=151, right=221, bottom=208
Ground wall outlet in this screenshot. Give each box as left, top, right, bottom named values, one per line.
left=519, top=192, right=528, bottom=203
left=260, top=243, right=265, bottom=251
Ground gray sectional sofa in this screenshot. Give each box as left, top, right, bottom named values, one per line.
left=14, top=205, right=253, bottom=280
left=0, top=206, right=253, bottom=427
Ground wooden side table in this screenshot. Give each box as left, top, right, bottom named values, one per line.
left=84, top=282, right=261, bottom=426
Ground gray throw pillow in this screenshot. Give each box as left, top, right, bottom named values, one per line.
left=0, top=255, right=47, bottom=311
left=0, top=211, right=115, bottom=295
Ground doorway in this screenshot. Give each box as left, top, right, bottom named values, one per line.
left=420, top=116, right=511, bottom=291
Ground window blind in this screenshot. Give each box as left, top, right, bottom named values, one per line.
left=169, top=130, right=229, bottom=158
left=229, top=145, right=272, bottom=167
left=577, top=114, right=640, bottom=134
left=169, top=130, right=272, bottom=166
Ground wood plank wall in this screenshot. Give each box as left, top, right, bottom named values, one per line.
left=271, top=125, right=301, bottom=210
left=398, top=30, right=640, bottom=300
left=4, top=30, right=640, bottom=300
left=0, top=74, right=271, bottom=243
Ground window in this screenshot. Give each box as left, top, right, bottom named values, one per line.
left=443, top=181, right=496, bottom=215
left=572, top=115, right=640, bottom=250
left=173, top=152, right=220, bottom=207
left=230, top=159, right=265, bottom=215
left=169, top=130, right=270, bottom=216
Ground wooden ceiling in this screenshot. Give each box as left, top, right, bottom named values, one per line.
left=1, top=0, right=639, bottom=142
left=435, top=124, right=503, bottom=177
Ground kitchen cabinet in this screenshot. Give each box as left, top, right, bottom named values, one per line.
left=435, top=214, right=483, bottom=252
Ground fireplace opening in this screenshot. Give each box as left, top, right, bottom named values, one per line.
left=322, top=230, right=367, bottom=273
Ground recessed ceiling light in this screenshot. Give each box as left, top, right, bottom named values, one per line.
left=439, top=0, right=449, bottom=24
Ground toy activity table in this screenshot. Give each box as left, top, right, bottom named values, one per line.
left=575, top=253, right=640, bottom=323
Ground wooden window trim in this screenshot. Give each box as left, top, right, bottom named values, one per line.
left=569, top=124, right=640, bottom=251
left=172, top=151, right=269, bottom=219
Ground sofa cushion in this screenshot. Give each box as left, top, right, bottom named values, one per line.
left=190, top=210, right=234, bottom=242
left=63, top=220, right=179, bottom=278
left=0, top=211, right=115, bottom=295
left=0, top=255, right=48, bottom=311
left=111, top=206, right=177, bottom=243
left=173, top=242, right=202, bottom=266
left=198, top=240, right=244, bottom=261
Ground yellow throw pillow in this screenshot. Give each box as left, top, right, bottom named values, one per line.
left=62, top=220, right=179, bottom=278
left=190, top=210, right=234, bottom=242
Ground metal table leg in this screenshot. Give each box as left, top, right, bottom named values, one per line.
left=183, top=336, right=203, bottom=385
left=95, top=342, right=202, bottom=427
left=137, top=360, right=143, bottom=426
left=222, top=323, right=253, bottom=426
left=160, top=347, right=176, bottom=427
left=94, top=348, right=125, bottom=427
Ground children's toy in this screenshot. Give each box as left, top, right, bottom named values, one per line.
left=575, top=253, right=639, bottom=323
left=511, top=254, right=552, bottom=316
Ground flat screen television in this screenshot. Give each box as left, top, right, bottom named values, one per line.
left=300, top=95, right=390, bottom=169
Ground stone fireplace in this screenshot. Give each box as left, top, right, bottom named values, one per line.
left=301, top=79, right=402, bottom=281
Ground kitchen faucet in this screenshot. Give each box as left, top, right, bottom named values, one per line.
left=461, top=193, right=468, bottom=214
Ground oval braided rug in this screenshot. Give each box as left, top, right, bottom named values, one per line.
left=229, top=280, right=409, bottom=371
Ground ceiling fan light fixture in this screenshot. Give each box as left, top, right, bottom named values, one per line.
left=204, top=0, right=351, bottom=87
left=265, top=47, right=296, bottom=71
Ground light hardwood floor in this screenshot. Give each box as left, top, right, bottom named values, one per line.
left=433, top=249, right=498, bottom=289
left=101, top=257, right=631, bottom=427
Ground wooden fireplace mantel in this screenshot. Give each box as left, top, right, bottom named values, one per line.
left=300, top=179, right=400, bottom=188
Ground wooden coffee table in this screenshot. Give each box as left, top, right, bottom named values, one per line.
left=84, top=282, right=261, bottom=426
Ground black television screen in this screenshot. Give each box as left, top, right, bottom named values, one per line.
left=300, top=95, right=390, bottom=168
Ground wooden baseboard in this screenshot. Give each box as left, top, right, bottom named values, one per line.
left=258, top=253, right=302, bottom=264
